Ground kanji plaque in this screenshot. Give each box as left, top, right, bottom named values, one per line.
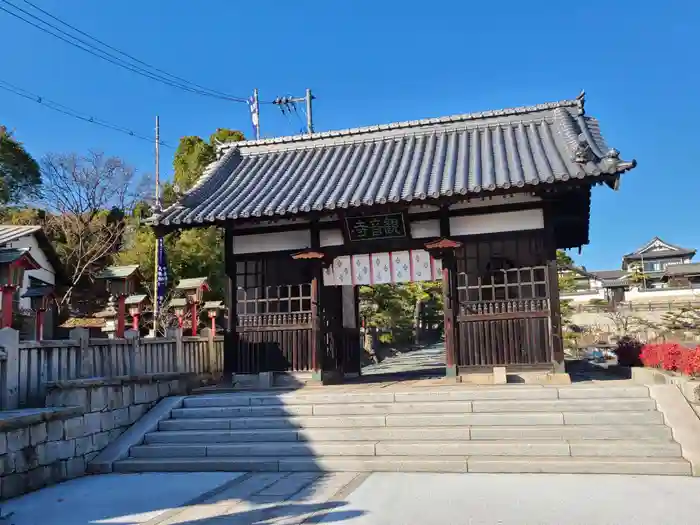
left=344, top=213, right=408, bottom=242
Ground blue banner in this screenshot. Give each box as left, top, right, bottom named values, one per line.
left=156, top=237, right=168, bottom=310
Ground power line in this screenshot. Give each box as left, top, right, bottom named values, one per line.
left=0, top=78, right=172, bottom=147
left=1, top=0, right=269, bottom=104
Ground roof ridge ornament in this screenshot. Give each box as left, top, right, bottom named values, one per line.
left=573, top=134, right=594, bottom=163
left=575, top=90, right=586, bottom=116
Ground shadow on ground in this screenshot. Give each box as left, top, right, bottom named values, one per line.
left=1, top=374, right=368, bottom=525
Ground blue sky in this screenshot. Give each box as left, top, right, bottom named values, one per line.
left=2, top=0, right=699, bottom=270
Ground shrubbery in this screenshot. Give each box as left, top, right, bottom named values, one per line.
left=640, top=343, right=700, bottom=377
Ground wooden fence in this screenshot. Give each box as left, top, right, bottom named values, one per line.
left=0, top=327, right=223, bottom=410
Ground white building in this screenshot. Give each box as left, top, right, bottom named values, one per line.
left=0, top=225, right=64, bottom=338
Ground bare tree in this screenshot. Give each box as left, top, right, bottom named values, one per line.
left=40, top=151, right=149, bottom=311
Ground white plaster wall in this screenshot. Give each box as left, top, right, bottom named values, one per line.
left=626, top=286, right=700, bottom=301
left=448, top=194, right=541, bottom=210
left=6, top=234, right=56, bottom=310
left=320, top=229, right=344, bottom=247
left=449, top=209, right=544, bottom=236
left=410, top=219, right=440, bottom=239
left=561, top=289, right=606, bottom=303
left=233, top=230, right=311, bottom=254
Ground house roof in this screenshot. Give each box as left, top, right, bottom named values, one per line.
left=95, top=265, right=140, bottom=280
left=0, top=225, right=66, bottom=283
left=563, top=265, right=629, bottom=288
left=151, top=94, right=636, bottom=227
left=125, top=294, right=149, bottom=305
left=21, top=285, right=54, bottom=299
left=591, top=269, right=628, bottom=281
left=623, top=237, right=696, bottom=261
left=0, top=248, right=40, bottom=270
left=176, top=277, right=209, bottom=290
left=664, top=263, right=700, bottom=278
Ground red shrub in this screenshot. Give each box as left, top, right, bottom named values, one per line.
left=679, top=346, right=700, bottom=377
left=640, top=344, right=663, bottom=368
left=641, top=343, right=700, bottom=377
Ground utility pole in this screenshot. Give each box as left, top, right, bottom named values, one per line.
left=305, top=88, right=314, bottom=134
left=251, top=88, right=261, bottom=140
left=273, top=89, right=315, bottom=134
left=153, top=116, right=161, bottom=331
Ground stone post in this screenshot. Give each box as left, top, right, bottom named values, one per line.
left=167, top=327, right=184, bottom=372
left=199, top=327, right=216, bottom=374
left=0, top=327, right=19, bottom=410
left=124, top=329, right=142, bottom=375
left=71, top=327, right=93, bottom=378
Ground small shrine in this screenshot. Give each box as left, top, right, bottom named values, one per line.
left=95, top=265, right=141, bottom=338
left=0, top=248, right=40, bottom=329
left=174, top=277, right=209, bottom=336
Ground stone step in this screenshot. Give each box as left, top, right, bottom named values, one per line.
left=113, top=456, right=691, bottom=475
left=180, top=386, right=651, bottom=408
left=144, top=424, right=673, bottom=444
left=158, top=411, right=664, bottom=431
left=129, top=439, right=682, bottom=459
left=172, top=398, right=655, bottom=419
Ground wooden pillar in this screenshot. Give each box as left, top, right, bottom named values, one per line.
left=442, top=255, right=458, bottom=376
left=426, top=234, right=462, bottom=378
left=310, top=267, right=323, bottom=375
left=543, top=202, right=565, bottom=373
left=223, top=226, right=237, bottom=380
left=116, top=295, right=126, bottom=338
left=548, top=258, right=565, bottom=371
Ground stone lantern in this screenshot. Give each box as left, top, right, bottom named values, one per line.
left=21, top=282, right=55, bottom=340
left=95, top=265, right=141, bottom=338
left=0, top=248, right=40, bottom=329
left=94, top=295, right=118, bottom=338
left=203, top=300, right=224, bottom=332
left=169, top=297, right=188, bottom=329
left=175, top=277, right=209, bottom=336
left=125, top=294, right=149, bottom=332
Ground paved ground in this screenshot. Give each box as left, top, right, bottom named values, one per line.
left=5, top=471, right=700, bottom=525
left=362, top=343, right=446, bottom=377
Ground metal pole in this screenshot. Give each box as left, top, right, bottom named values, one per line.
left=253, top=88, right=260, bottom=140
left=153, top=116, right=161, bottom=332
left=305, top=88, right=313, bottom=134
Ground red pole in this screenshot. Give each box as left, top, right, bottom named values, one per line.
left=1, top=286, right=14, bottom=329
left=178, top=315, right=184, bottom=328
left=132, top=313, right=139, bottom=331
left=117, top=295, right=126, bottom=338
left=211, top=315, right=216, bottom=332
left=191, top=302, right=198, bottom=336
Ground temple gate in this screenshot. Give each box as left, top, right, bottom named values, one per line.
left=150, top=93, right=636, bottom=382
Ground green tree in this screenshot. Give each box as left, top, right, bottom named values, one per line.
left=0, top=127, right=41, bottom=205
left=118, top=128, right=245, bottom=331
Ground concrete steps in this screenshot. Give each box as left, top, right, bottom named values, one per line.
left=113, top=385, right=693, bottom=476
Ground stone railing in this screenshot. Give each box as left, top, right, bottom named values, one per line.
left=0, top=328, right=224, bottom=410
left=0, top=373, right=210, bottom=499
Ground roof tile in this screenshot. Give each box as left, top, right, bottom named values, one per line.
left=152, top=95, right=636, bottom=227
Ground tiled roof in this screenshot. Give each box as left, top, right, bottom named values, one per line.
left=125, top=294, right=149, bottom=305
left=176, top=277, right=209, bottom=290
left=95, top=265, right=140, bottom=279
left=0, top=247, right=39, bottom=267
left=152, top=94, right=636, bottom=227
left=591, top=270, right=628, bottom=281
left=21, top=285, right=54, bottom=299
left=203, top=300, right=224, bottom=310
left=664, top=263, right=700, bottom=277
left=0, top=225, right=41, bottom=245
left=624, top=237, right=696, bottom=260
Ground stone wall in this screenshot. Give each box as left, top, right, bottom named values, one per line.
left=0, top=373, right=210, bottom=499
